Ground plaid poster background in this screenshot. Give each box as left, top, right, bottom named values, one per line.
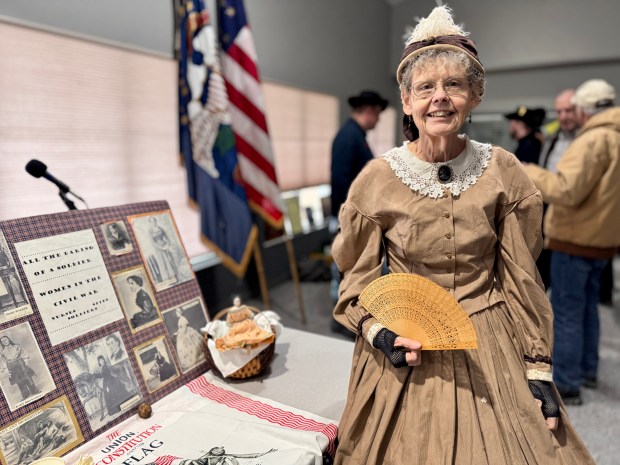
left=0, top=200, right=208, bottom=453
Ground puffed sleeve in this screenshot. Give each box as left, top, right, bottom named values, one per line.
left=332, top=203, right=385, bottom=339
left=496, top=189, right=554, bottom=377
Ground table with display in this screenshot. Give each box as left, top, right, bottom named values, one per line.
left=64, top=327, right=354, bottom=465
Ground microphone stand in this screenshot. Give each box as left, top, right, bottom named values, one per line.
left=59, top=189, right=78, bottom=210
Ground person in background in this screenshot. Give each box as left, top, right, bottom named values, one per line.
left=332, top=5, right=593, bottom=464
left=535, top=89, right=578, bottom=289
left=330, top=90, right=388, bottom=219
left=505, top=105, right=547, bottom=164
left=329, top=90, right=388, bottom=336
left=539, top=90, right=578, bottom=173
left=524, top=78, right=620, bottom=405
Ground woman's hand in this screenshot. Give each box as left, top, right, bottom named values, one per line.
left=528, top=380, right=560, bottom=430
left=373, top=328, right=422, bottom=368
left=394, top=336, right=423, bottom=366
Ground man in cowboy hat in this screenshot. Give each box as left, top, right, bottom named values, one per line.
left=505, top=105, right=547, bottom=164
left=330, top=90, right=388, bottom=218
left=329, top=90, right=388, bottom=335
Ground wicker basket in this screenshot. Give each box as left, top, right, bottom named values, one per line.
left=203, top=305, right=276, bottom=379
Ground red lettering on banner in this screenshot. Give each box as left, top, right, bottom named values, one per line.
left=106, top=431, right=121, bottom=441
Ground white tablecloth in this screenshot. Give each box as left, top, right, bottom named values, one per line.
left=64, top=328, right=354, bottom=465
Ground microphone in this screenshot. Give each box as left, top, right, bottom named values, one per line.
left=25, top=159, right=87, bottom=204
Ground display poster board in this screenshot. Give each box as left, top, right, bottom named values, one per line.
left=0, top=201, right=209, bottom=465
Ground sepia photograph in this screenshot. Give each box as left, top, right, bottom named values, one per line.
left=0, top=322, right=56, bottom=412
left=63, top=331, right=141, bottom=431
left=0, top=230, right=32, bottom=324
left=127, top=210, right=194, bottom=292
left=133, top=336, right=179, bottom=393
left=162, top=298, right=208, bottom=373
left=100, top=220, right=133, bottom=256
left=111, top=265, right=163, bottom=333
left=0, top=395, right=83, bottom=465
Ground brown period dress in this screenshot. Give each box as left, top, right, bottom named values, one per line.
left=332, top=139, right=594, bottom=465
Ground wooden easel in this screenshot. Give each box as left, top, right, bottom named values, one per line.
left=252, top=236, right=306, bottom=324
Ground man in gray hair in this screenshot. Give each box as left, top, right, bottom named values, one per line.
left=524, top=78, right=620, bottom=405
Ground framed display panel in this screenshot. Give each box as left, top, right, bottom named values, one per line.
left=0, top=201, right=208, bottom=455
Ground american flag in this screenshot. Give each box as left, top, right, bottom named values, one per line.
left=218, top=0, right=284, bottom=230
left=177, top=0, right=258, bottom=277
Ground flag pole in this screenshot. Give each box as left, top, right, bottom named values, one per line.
left=285, top=237, right=307, bottom=324
left=252, top=241, right=271, bottom=309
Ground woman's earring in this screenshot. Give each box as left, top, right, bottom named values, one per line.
left=468, top=112, right=472, bottom=124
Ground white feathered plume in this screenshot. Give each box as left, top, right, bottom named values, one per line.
left=403, top=5, right=469, bottom=45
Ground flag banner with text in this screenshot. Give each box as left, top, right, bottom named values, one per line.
left=63, top=372, right=338, bottom=465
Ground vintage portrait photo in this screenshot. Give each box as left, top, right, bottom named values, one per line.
left=0, top=322, right=56, bottom=412
left=133, top=336, right=179, bottom=393
left=0, top=395, right=83, bottom=465
left=111, top=265, right=162, bottom=333
left=100, top=220, right=133, bottom=256
left=162, top=298, right=208, bottom=373
left=0, top=230, right=32, bottom=324
left=63, top=331, right=141, bottom=431
left=127, top=210, right=194, bottom=292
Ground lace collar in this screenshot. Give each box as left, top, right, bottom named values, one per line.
left=383, top=136, right=492, bottom=198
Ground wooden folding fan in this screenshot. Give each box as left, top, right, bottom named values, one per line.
left=358, top=273, right=477, bottom=350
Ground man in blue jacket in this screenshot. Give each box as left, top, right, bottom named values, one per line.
left=330, top=90, right=388, bottom=218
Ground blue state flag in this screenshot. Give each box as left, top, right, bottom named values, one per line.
left=177, top=0, right=257, bottom=277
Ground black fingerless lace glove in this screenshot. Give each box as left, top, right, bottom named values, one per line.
left=528, top=380, right=560, bottom=418
left=372, top=328, right=407, bottom=368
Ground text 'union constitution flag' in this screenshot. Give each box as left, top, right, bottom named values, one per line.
left=218, top=0, right=284, bottom=230
left=177, top=0, right=257, bottom=277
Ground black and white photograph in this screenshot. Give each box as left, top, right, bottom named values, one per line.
left=162, top=298, right=208, bottom=373
left=133, top=336, right=179, bottom=393
left=100, top=220, right=133, bottom=256
left=63, top=331, right=141, bottom=431
left=128, top=210, right=194, bottom=292
left=0, top=230, right=32, bottom=324
left=0, top=395, right=83, bottom=465
left=111, top=265, right=163, bottom=333
left=0, top=322, right=56, bottom=412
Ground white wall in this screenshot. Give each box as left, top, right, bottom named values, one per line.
left=3, top=0, right=620, bottom=115
left=0, top=0, right=395, bottom=123
left=390, top=0, right=620, bottom=112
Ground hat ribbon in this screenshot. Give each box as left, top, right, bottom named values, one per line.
left=400, top=34, right=481, bottom=65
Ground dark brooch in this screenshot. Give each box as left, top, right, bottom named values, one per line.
left=437, top=164, right=452, bottom=182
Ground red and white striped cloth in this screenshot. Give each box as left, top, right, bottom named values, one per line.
left=219, top=6, right=284, bottom=229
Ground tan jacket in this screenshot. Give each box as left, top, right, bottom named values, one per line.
left=525, top=107, right=620, bottom=257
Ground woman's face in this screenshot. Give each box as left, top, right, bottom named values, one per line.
left=0, top=336, right=9, bottom=347
left=107, top=337, right=120, bottom=353
left=127, top=278, right=138, bottom=292
left=401, top=60, right=477, bottom=139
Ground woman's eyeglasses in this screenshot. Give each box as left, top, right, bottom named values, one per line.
left=412, top=78, right=469, bottom=99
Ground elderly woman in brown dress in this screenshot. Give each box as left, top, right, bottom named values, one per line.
left=332, top=6, right=594, bottom=465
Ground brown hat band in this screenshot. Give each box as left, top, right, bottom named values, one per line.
left=397, top=34, right=484, bottom=83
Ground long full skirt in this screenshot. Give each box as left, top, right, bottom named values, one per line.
left=334, top=302, right=594, bottom=465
